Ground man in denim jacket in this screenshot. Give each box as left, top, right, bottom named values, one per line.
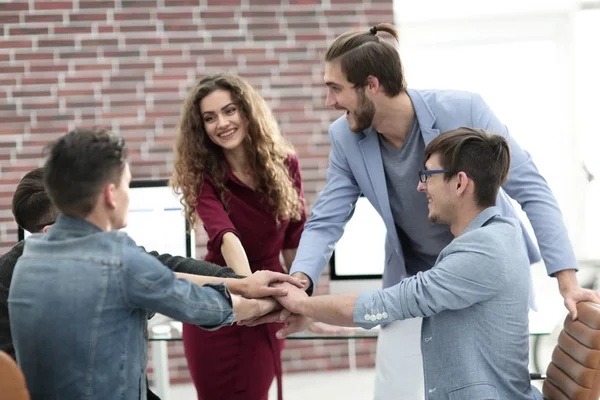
left=8, top=128, right=279, bottom=400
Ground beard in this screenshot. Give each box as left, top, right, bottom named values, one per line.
left=349, top=89, right=376, bottom=133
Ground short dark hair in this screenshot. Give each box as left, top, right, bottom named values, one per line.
left=12, top=167, right=58, bottom=233
left=44, top=127, right=128, bottom=218
left=424, top=127, right=511, bottom=208
left=325, top=22, right=406, bottom=96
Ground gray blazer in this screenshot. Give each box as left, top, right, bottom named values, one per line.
left=290, top=89, right=575, bottom=289
left=354, top=207, right=543, bottom=400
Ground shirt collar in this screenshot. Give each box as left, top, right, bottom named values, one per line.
left=462, top=206, right=501, bottom=235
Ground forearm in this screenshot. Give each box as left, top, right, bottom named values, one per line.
left=281, top=248, right=297, bottom=273
left=298, top=293, right=359, bottom=327
left=145, top=248, right=242, bottom=278
left=221, top=233, right=252, bottom=276
left=175, top=273, right=248, bottom=296
left=555, top=269, right=579, bottom=293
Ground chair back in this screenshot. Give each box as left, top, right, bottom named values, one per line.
left=0, top=350, right=30, bottom=400
left=543, top=302, right=600, bottom=399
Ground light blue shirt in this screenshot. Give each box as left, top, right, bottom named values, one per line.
left=354, top=207, right=542, bottom=400
left=291, top=89, right=575, bottom=290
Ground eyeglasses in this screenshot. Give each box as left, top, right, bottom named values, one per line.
left=418, top=169, right=449, bottom=183
left=418, top=169, right=473, bottom=183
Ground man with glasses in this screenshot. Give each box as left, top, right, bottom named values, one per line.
left=269, top=127, right=543, bottom=400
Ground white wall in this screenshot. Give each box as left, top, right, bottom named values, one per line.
left=394, top=0, right=600, bottom=261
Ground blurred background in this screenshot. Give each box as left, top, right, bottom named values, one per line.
left=1, top=0, right=599, bottom=398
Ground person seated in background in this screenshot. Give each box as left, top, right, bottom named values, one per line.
left=249, top=128, right=543, bottom=400
left=7, top=127, right=283, bottom=400
left=0, top=166, right=304, bottom=400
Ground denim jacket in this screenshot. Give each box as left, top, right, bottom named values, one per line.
left=8, top=216, right=235, bottom=400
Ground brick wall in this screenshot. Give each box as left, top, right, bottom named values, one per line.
left=0, top=0, right=392, bottom=383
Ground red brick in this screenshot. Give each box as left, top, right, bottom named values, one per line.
left=253, top=34, right=287, bottom=42
left=164, top=0, right=197, bottom=6
left=147, top=49, right=184, bottom=57
left=122, top=0, right=158, bottom=7
left=21, top=102, right=59, bottom=110
left=163, top=24, right=199, bottom=32
left=168, top=36, right=205, bottom=44
left=119, top=62, right=154, bottom=70
left=21, top=77, right=58, bottom=85
left=114, top=12, right=151, bottom=20
left=1, top=2, right=29, bottom=11
left=69, top=13, right=107, bottom=22
left=54, top=26, right=92, bottom=34
left=75, top=63, right=113, bottom=72
left=109, top=74, right=145, bottom=83
left=119, top=25, right=157, bottom=33
left=145, top=87, right=179, bottom=94
left=37, top=114, right=75, bottom=122
left=0, top=15, right=20, bottom=24
left=38, top=39, right=75, bottom=48
left=290, top=0, right=321, bottom=3
left=125, top=38, right=162, bottom=45
left=103, top=50, right=140, bottom=58
left=29, top=63, right=69, bottom=72
left=34, top=1, right=73, bottom=10
left=14, top=52, right=54, bottom=61
left=0, top=40, right=32, bottom=49
left=109, top=100, right=146, bottom=108
left=24, top=14, right=63, bottom=23
left=2, top=116, right=31, bottom=124
left=79, top=1, right=115, bottom=8
left=204, top=23, right=241, bottom=31
left=81, top=38, right=119, bottom=47
left=98, top=25, right=116, bottom=33
left=59, top=51, right=98, bottom=60
left=241, top=11, right=277, bottom=18
left=207, top=0, right=240, bottom=5
left=199, top=11, right=235, bottom=19
left=156, top=11, right=190, bottom=20
left=57, top=89, right=94, bottom=96
left=0, top=66, right=25, bottom=74
left=8, top=27, right=50, bottom=35
left=12, top=90, right=52, bottom=98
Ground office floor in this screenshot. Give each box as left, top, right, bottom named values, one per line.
left=162, top=368, right=376, bottom=400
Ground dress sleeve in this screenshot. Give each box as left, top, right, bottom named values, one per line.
left=283, top=154, right=307, bottom=249
left=196, top=175, right=240, bottom=254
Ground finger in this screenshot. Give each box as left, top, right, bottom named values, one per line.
left=276, top=325, right=293, bottom=339
left=277, top=274, right=306, bottom=288
left=257, top=287, right=288, bottom=297
left=279, top=308, right=291, bottom=322
left=565, top=300, right=577, bottom=320
left=245, top=311, right=281, bottom=327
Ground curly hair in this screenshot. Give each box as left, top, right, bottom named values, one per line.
left=170, top=72, right=303, bottom=230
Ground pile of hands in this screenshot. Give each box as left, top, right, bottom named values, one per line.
left=229, top=271, right=352, bottom=339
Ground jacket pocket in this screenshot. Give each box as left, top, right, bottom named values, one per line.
left=448, top=383, right=499, bottom=400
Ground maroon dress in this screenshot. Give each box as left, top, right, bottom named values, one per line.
left=182, top=154, right=306, bottom=400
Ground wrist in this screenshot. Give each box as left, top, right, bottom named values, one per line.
left=225, top=278, right=247, bottom=296
left=292, top=271, right=312, bottom=291
left=555, top=269, right=578, bottom=293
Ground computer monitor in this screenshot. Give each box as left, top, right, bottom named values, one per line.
left=17, top=179, right=195, bottom=258
left=328, top=196, right=385, bottom=293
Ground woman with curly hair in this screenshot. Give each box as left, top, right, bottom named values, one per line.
left=170, top=73, right=306, bottom=400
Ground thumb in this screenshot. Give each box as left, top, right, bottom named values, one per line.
left=276, top=325, right=292, bottom=339
left=565, top=299, right=578, bottom=321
